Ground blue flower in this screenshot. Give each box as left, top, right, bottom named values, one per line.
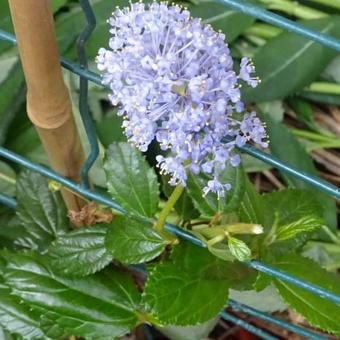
left=96, top=1, right=267, bottom=198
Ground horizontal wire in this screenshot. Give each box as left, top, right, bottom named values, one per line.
left=224, top=137, right=340, bottom=199
left=0, top=1, right=339, bottom=337
left=0, top=189, right=334, bottom=338
left=250, top=260, right=340, bottom=304
left=216, top=0, right=340, bottom=51
left=2, top=31, right=339, bottom=199
left=0, top=193, right=16, bottom=210
left=0, top=30, right=339, bottom=198
left=1, top=146, right=340, bottom=306
left=0, top=190, right=329, bottom=338
left=228, top=299, right=329, bottom=340
left=219, top=311, right=278, bottom=340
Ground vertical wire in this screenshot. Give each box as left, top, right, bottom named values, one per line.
left=76, top=0, right=99, bottom=189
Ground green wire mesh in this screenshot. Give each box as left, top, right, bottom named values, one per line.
left=1, top=0, right=340, bottom=338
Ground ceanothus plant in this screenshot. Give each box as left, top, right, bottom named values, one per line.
left=96, top=1, right=267, bottom=198
left=0, top=1, right=340, bottom=340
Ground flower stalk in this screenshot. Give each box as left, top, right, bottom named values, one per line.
left=155, top=184, right=184, bottom=233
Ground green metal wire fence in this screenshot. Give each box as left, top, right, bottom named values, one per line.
left=0, top=0, right=340, bottom=338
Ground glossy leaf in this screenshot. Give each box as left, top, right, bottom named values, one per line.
left=0, top=278, right=47, bottom=340
left=16, top=171, right=70, bottom=251
left=3, top=253, right=141, bottom=339
left=262, top=189, right=323, bottom=228
left=273, top=253, right=340, bottom=336
left=260, top=189, right=324, bottom=256
left=228, top=237, right=251, bottom=262
left=143, top=242, right=246, bottom=325
left=105, top=216, right=168, bottom=264
left=48, top=226, right=113, bottom=277
left=188, top=2, right=254, bottom=42
left=244, top=17, right=340, bottom=102
left=104, top=142, right=159, bottom=218
left=187, top=164, right=245, bottom=217
left=263, top=114, right=337, bottom=232
left=275, top=216, right=324, bottom=241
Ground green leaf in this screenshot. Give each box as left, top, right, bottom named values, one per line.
left=0, top=215, right=37, bottom=250
left=16, top=171, right=70, bottom=251
left=144, top=242, right=241, bottom=326
left=0, top=161, right=16, bottom=196
left=273, top=253, right=340, bottom=336
left=104, top=142, right=159, bottom=218
left=276, top=216, right=324, bottom=241
left=0, top=277, right=47, bottom=339
left=241, top=154, right=272, bottom=173
left=187, top=164, right=245, bottom=217
left=4, top=114, right=47, bottom=165
left=0, top=61, right=25, bottom=146
left=162, top=176, right=200, bottom=221
left=243, top=16, right=340, bottom=102
left=3, top=253, right=141, bottom=339
left=50, top=0, right=68, bottom=13
left=48, top=226, right=113, bottom=277
left=0, top=0, right=14, bottom=52
left=56, top=0, right=128, bottom=58
left=287, top=97, right=319, bottom=132
left=188, top=2, right=254, bottom=42
left=323, top=55, right=340, bottom=83
left=228, top=237, right=251, bottom=262
left=96, top=114, right=126, bottom=147
left=300, top=91, right=340, bottom=105
left=238, top=178, right=264, bottom=224
left=262, top=189, right=323, bottom=228
left=261, top=189, right=324, bottom=255
left=263, top=114, right=337, bottom=232
left=208, top=242, right=234, bottom=262
left=105, top=216, right=168, bottom=264
left=0, top=327, right=15, bottom=340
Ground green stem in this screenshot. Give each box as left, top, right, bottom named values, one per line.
left=321, top=225, right=340, bottom=245
left=245, top=35, right=266, bottom=46
left=290, top=128, right=336, bottom=143
left=259, top=0, right=327, bottom=19
left=245, top=23, right=282, bottom=39
left=308, top=0, right=340, bottom=10
left=0, top=172, right=16, bottom=185
left=306, top=141, right=340, bottom=152
left=155, top=185, right=184, bottom=232
left=264, top=212, right=280, bottom=246
left=305, top=82, right=340, bottom=96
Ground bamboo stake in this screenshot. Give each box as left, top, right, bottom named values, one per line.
left=9, top=0, right=85, bottom=211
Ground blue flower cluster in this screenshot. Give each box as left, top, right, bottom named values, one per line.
left=97, top=1, right=267, bottom=198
